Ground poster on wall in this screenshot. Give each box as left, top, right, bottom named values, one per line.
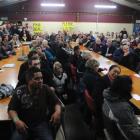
left=33, top=22, right=43, bottom=33
left=62, top=22, right=74, bottom=31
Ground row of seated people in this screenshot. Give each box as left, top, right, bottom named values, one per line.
left=0, top=24, right=32, bottom=41
left=59, top=43, right=140, bottom=139
left=43, top=31, right=140, bottom=74
left=0, top=23, right=34, bottom=60
left=7, top=36, right=90, bottom=139
left=14, top=46, right=140, bottom=140
left=84, top=37, right=140, bottom=73
left=1, top=25, right=140, bottom=73
left=6, top=29, right=140, bottom=139
left=58, top=29, right=140, bottom=73
left=75, top=58, right=140, bottom=140
left=14, top=39, right=138, bottom=140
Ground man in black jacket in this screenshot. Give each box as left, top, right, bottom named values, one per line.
left=17, top=51, right=53, bottom=88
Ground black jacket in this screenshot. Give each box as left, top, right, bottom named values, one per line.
left=103, top=88, right=140, bottom=140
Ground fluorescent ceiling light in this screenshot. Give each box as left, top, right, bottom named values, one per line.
left=41, top=3, right=65, bottom=7
left=94, top=5, right=117, bottom=9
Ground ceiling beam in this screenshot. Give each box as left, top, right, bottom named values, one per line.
left=0, top=0, right=27, bottom=7
left=110, top=0, right=140, bottom=10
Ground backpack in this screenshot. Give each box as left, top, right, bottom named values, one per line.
left=0, top=84, right=14, bottom=99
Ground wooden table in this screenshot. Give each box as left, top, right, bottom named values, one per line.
left=80, top=45, right=140, bottom=109
left=0, top=44, right=140, bottom=121
left=0, top=45, right=29, bottom=121
left=0, top=48, right=23, bottom=88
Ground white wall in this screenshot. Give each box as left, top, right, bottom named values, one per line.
left=23, top=21, right=133, bottom=35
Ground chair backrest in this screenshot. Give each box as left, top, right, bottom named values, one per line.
left=103, top=99, right=129, bottom=140
left=84, top=89, right=94, bottom=113
left=70, top=64, right=77, bottom=83
left=55, top=125, right=66, bottom=140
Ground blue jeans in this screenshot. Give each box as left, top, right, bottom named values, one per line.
left=11, top=121, right=53, bottom=140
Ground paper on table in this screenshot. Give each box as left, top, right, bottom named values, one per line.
left=132, top=94, right=140, bottom=100
left=0, top=69, right=4, bottom=72
left=136, top=115, right=140, bottom=125
left=2, top=63, right=15, bottom=68
left=134, top=74, right=140, bottom=78
left=102, top=70, right=108, bottom=75
left=22, top=41, right=32, bottom=45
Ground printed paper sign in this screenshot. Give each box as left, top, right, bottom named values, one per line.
left=62, top=22, right=74, bottom=31
left=33, top=22, right=43, bottom=33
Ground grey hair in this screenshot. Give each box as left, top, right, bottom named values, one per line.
left=85, top=58, right=99, bottom=70
left=81, top=51, right=92, bottom=60
left=53, top=61, right=62, bottom=70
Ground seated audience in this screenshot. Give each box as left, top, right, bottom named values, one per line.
left=134, top=42, right=140, bottom=61
left=17, top=51, right=40, bottom=86
left=53, top=61, right=68, bottom=103
left=8, top=67, right=61, bottom=140
left=77, top=51, right=92, bottom=77
left=103, top=75, right=140, bottom=140
left=113, top=44, right=124, bottom=63
left=83, top=58, right=104, bottom=137
left=102, top=65, right=121, bottom=90
left=2, top=35, right=16, bottom=55
left=19, top=27, right=31, bottom=41
left=17, top=52, right=53, bottom=87
left=0, top=36, right=9, bottom=59
left=134, top=43, right=140, bottom=73
left=9, top=34, right=21, bottom=48
left=30, top=40, right=39, bottom=51
left=0, top=27, right=4, bottom=37
left=42, top=40, right=56, bottom=64
left=92, top=38, right=103, bottom=54
left=101, top=38, right=116, bottom=59
left=120, top=44, right=139, bottom=71
left=54, top=42, right=70, bottom=74
left=70, top=45, right=82, bottom=68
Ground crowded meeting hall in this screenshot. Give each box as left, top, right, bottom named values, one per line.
left=0, top=0, right=140, bottom=140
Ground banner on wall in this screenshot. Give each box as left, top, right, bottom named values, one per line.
left=33, top=22, right=43, bottom=33
left=62, top=22, right=74, bottom=31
